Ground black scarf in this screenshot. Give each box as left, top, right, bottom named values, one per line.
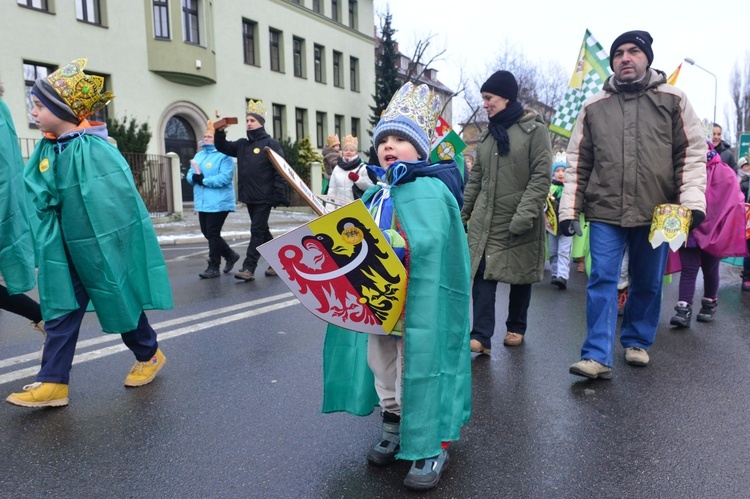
left=337, top=156, right=362, bottom=171
left=487, top=101, right=525, bottom=156
left=246, top=127, right=269, bottom=143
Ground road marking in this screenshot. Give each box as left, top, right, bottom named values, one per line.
left=0, top=295, right=300, bottom=386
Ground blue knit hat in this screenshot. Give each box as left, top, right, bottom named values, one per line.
left=373, top=82, right=440, bottom=160
left=552, top=161, right=566, bottom=176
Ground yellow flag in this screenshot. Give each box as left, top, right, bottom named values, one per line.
left=667, top=63, right=682, bottom=86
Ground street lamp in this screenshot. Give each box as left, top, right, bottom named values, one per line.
left=684, top=57, right=717, bottom=127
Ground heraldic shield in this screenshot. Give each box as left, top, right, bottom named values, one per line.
left=258, top=200, right=406, bottom=335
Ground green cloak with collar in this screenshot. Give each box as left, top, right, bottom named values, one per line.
left=24, top=131, right=173, bottom=333
left=322, top=176, right=472, bottom=461
left=0, top=100, right=36, bottom=294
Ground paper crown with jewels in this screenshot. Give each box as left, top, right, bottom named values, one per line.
left=373, top=82, right=441, bottom=159
left=342, top=134, right=357, bottom=150
left=327, top=134, right=340, bottom=147
left=45, top=58, right=114, bottom=121
left=246, top=99, right=266, bottom=117
left=205, top=119, right=215, bottom=135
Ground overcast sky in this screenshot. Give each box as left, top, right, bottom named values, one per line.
left=373, top=0, right=749, bottom=140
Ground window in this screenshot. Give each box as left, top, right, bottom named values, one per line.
left=293, top=37, right=305, bottom=78
left=314, top=44, right=324, bottom=83
left=315, top=112, right=326, bottom=148
left=348, top=0, right=357, bottom=29
left=23, top=61, right=54, bottom=127
left=351, top=117, right=360, bottom=140
left=334, top=114, right=344, bottom=138
left=242, top=19, right=258, bottom=66
left=331, top=0, right=339, bottom=22
left=18, top=0, right=49, bottom=12
left=272, top=104, right=285, bottom=140
left=332, top=51, right=342, bottom=88
left=76, top=0, right=101, bottom=25
left=349, top=56, right=359, bottom=92
left=269, top=28, right=282, bottom=72
left=182, top=0, right=200, bottom=44
left=153, top=0, right=170, bottom=39
left=295, top=108, right=308, bottom=141
left=312, top=0, right=321, bottom=13
left=290, top=0, right=300, bottom=3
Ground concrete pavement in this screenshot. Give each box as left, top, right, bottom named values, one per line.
left=153, top=203, right=317, bottom=246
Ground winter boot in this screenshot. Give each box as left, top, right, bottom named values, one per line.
left=199, top=265, right=221, bottom=279
left=669, top=302, right=692, bottom=328
left=367, top=411, right=400, bottom=466
left=696, top=298, right=717, bottom=323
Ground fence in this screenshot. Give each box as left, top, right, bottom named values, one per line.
left=121, top=152, right=173, bottom=216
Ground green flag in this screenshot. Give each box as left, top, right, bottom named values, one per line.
left=550, top=30, right=612, bottom=139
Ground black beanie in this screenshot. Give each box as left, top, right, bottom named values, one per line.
left=609, top=30, right=653, bottom=70
left=247, top=112, right=266, bottom=126
left=480, top=70, right=518, bottom=102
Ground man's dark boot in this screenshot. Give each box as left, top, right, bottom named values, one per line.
left=223, top=252, right=240, bottom=274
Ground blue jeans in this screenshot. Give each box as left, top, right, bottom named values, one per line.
left=580, top=223, right=668, bottom=367
left=37, top=268, right=158, bottom=384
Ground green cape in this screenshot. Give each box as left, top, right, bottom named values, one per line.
left=0, top=100, right=36, bottom=294
left=322, top=176, right=472, bottom=460
left=24, top=131, right=173, bottom=332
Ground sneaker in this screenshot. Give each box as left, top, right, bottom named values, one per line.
left=503, top=332, right=524, bottom=346
left=6, top=382, right=69, bottom=408
left=367, top=413, right=400, bottom=467
left=624, top=347, right=649, bottom=366
left=569, top=359, right=612, bottom=379
left=403, top=449, right=449, bottom=491
left=235, top=268, right=255, bottom=281
left=670, top=302, right=692, bottom=328
left=32, top=320, right=46, bottom=360
left=124, top=348, right=167, bottom=387
left=470, top=339, right=491, bottom=355
left=696, top=298, right=717, bottom=322
left=223, top=251, right=240, bottom=274
left=550, top=275, right=558, bottom=285
left=553, top=277, right=567, bottom=290
left=199, top=266, right=221, bottom=279
left=264, top=266, right=278, bottom=277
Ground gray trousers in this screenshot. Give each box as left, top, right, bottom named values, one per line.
left=367, top=334, right=403, bottom=415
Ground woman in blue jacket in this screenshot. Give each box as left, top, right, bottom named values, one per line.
left=187, top=120, right=239, bottom=278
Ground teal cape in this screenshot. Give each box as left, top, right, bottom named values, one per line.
left=24, top=128, right=173, bottom=332
left=0, top=100, right=36, bottom=294
left=322, top=171, right=472, bottom=461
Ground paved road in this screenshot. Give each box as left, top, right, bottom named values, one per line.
left=1, top=245, right=748, bottom=497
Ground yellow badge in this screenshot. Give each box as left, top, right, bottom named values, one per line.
left=253, top=148, right=261, bottom=154
left=340, top=224, right=364, bottom=245
left=206, top=163, right=212, bottom=169
left=39, top=158, right=50, bottom=173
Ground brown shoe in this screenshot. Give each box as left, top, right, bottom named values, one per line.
left=470, top=339, right=491, bottom=355
left=503, top=332, right=524, bottom=346
left=577, top=260, right=585, bottom=273
left=264, top=266, right=278, bottom=277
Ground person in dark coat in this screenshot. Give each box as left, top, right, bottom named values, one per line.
left=214, top=100, right=290, bottom=282
left=712, top=124, right=737, bottom=172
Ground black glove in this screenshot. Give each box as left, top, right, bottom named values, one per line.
left=689, top=210, right=705, bottom=231
left=558, top=219, right=583, bottom=237
left=192, top=173, right=204, bottom=186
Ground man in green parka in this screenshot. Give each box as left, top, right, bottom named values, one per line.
left=5, top=59, right=173, bottom=409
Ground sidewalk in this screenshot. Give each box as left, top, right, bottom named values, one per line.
left=153, top=203, right=317, bottom=246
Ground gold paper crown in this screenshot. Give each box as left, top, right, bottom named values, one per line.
left=46, top=58, right=114, bottom=121
left=246, top=99, right=266, bottom=117
left=206, top=119, right=215, bottom=135
left=381, top=82, right=441, bottom=141
left=342, top=134, right=358, bottom=150
left=327, top=134, right=340, bottom=147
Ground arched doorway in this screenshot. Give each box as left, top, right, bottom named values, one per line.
left=164, top=116, right=197, bottom=202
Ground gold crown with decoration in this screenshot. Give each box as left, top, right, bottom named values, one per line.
left=246, top=99, right=266, bottom=117
left=206, top=119, right=215, bottom=135
left=46, top=58, right=114, bottom=121
left=342, top=134, right=358, bottom=150
left=381, top=82, right=441, bottom=140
